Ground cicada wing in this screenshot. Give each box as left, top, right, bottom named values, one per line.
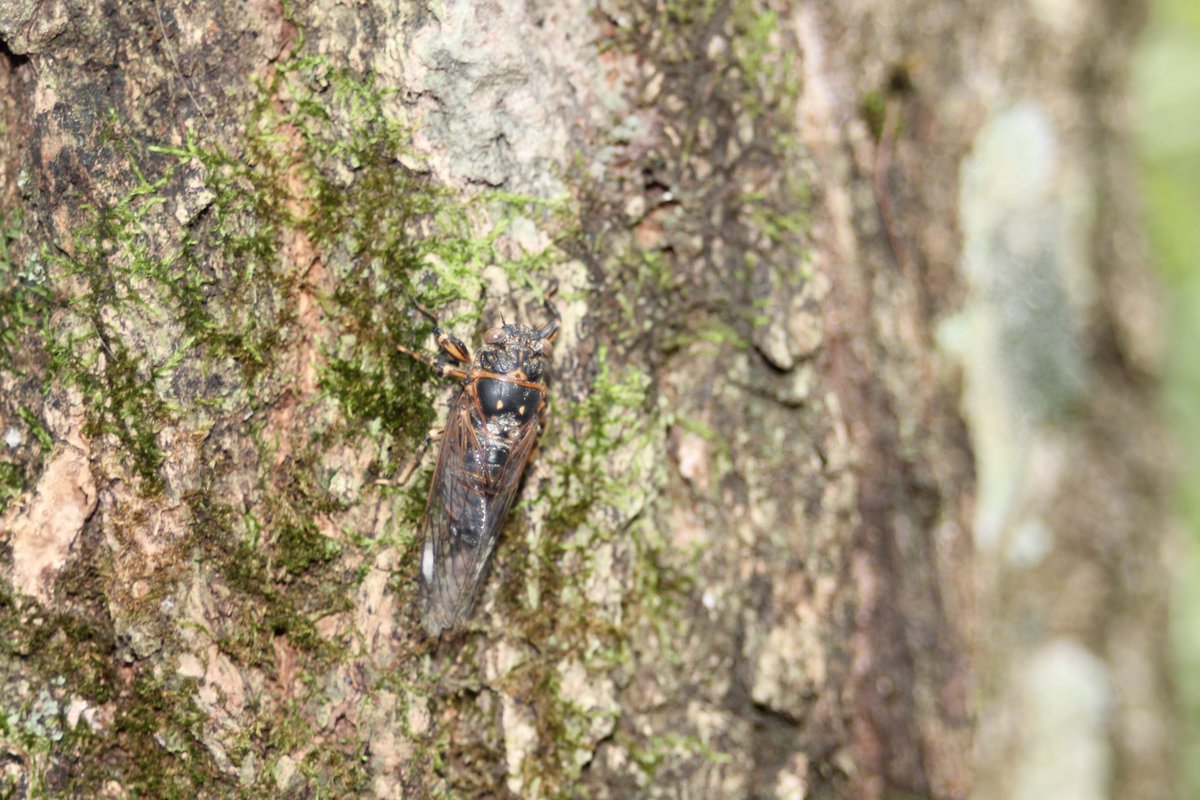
left=418, top=392, right=542, bottom=635
left=418, top=400, right=488, bottom=635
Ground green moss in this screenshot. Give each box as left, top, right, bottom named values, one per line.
left=626, top=730, right=733, bottom=781
left=0, top=210, right=50, bottom=515
left=860, top=67, right=914, bottom=144
left=47, top=320, right=171, bottom=491
left=187, top=492, right=349, bottom=670
left=0, top=208, right=42, bottom=372
left=36, top=169, right=179, bottom=491
left=0, top=557, right=230, bottom=798
left=559, top=355, right=656, bottom=528
left=275, top=517, right=341, bottom=576
left=107, top=670, right=226, bottom=797
left=0, top=461, right=22, bottom=513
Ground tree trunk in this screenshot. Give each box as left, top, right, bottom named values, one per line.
left=0, top=1, right=1173, bottom=798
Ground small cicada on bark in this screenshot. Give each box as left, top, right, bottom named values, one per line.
left=398, top=289, right=560, bottom=636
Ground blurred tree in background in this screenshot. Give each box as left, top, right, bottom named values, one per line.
left=1137, top=0, right=1200, bottom=795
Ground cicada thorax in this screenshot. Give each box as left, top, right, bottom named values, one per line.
left=458, top=327, right=552, bottom=482
left=476, top=377, right=543, bottom=426
left=452, top=376, right=545, bottom=496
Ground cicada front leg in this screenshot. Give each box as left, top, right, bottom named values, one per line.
left=397, top=298, right=473, bottom=378
left=395, top=341, right=471, bottom=381
left=385, top=301, right=472, bottom=487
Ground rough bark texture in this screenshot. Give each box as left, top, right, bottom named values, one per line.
left=0, top=1, right=1172, bottom=799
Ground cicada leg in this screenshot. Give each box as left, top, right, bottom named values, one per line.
left=395, top=343, right=471, bottom=381
left=394, top=426, right=445, bottom=485
left=406, top=297, right=473, bottom=367
left=387, top=299, right=471, bottom=487
left=377, top=426, right=445, bottom=487
left=397, top=298, right=472, bottom=378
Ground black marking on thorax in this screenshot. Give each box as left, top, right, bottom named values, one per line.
left=476, top=378, right=542, bottom=424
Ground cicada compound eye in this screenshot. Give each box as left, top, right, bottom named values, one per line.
left=483, top=327, right=506, bottom=345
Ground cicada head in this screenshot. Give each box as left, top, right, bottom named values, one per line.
left=477, top=311, right=558, bottom=383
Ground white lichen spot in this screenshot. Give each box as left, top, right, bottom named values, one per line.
left=1028, top=0, right=1089, bottom=40
left=677, top=430, right=710, bottom=490
left=789, top=270, right=830, bottom=358
left=954, top=103, right=1088, bottom=549
left=750, top=604, right=827, bottom=718
left=623, top=193, right=646, bottom=219
left=173, top=159, right=216, bottom=226
left=776, top=752, right=811, bottom=800
left=558, top=659, right=619, bottom=768
left=239, top=752, right=258, bottom=788
left=485, top=641, right=527, bottom=684
left=779, top=363, right=816, bottom=406
left=196, top=644, right=247, bottom=716
left=501, top=693, right=539, bottom=796
left=1006, top=517, right=1054, bottom=568
left=1011, top=639, right=1112, bottom=800
left=177, top=653, right=205, bottom=680
left=582, top=539, right=623, bottom=612
left=273, top=755, right=299, bottom=794
left=372, top=775, right=401, bottom=799
left=404, top=0, right=570, bottom=192
left=757, top=315, right=796, bottom=371
left=4, top=426, right=22, bottom=449
left=407, top=701, right=431, bottom=737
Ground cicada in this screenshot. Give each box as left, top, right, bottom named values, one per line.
left=399, top=289, right=560, bottom=636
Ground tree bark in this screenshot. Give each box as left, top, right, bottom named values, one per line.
left=0, top=1, right=1173, bottom=799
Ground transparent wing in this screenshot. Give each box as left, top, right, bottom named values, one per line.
left=418, top=389, right=541, bottom=635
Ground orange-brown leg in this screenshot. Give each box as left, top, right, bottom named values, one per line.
left=380, top=426, right=445, bottom=487
left=396, top=343, right=471, bottom=380
left=409, top=298, right=472, bottom=366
